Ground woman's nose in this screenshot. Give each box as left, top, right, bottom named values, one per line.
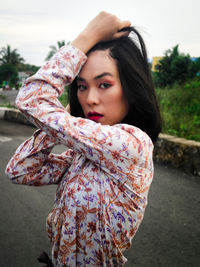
left=86, top=88, right=100, bottom=105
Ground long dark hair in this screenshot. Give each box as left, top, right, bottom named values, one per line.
left=68, top=27, right=161, bottom=143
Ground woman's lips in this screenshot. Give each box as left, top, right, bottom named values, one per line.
left=87, top=112, right=103, bottom=122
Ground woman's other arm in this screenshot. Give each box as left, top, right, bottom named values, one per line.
left=5, top=129, right=74, bottom=186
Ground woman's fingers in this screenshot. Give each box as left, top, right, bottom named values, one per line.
left=113, top=24, right=132, bottom=39
left=118, top=20, right=132, bottom=32
left=85, top=12, right=131, bottom=42
left=72, top=11, right=132, bottom=53
left=113, top=30, right=130, bottom=40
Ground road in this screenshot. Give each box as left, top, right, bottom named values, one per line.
left=0, top=120, right=200, bottom=267
left=0, top=90, right=18, bottom=106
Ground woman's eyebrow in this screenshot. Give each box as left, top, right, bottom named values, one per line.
left=77, top=72, right=113, bottom=82
left=94, top=72, right=113, bottom=80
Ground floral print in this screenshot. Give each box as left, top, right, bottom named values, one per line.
left=6, top=45, right=154, bottom=267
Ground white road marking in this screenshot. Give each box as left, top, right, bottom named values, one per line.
left=0, top=135, right=12, bottom=142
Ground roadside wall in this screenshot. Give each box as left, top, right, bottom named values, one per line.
left=1, top=108, right=33, bottom=126
left=1, top=107, right=200, bottom=177
left=154, top=134, right=200, bottom=177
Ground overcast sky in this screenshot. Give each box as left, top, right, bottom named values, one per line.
left=0, top=0, right=199, bottom=66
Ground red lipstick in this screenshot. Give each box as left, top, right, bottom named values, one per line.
left=87, top=112, right=103, bottom=122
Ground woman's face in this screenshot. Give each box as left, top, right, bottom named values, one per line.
left=77, top=50, right=129, bottom=125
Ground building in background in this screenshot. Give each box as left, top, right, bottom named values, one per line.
left=18, top=72, right=31, bottom=86
left=152, top=56, right=163, bottom=71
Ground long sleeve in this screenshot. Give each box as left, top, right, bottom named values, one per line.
left=6, top=129, right=74, bottom=185
left=7, top=46, right=155, bottom=266
left=15, top=45, right=153, bottom=193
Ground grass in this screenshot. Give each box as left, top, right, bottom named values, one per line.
left=0, top=94, right=15, bottom=108
left=58, top=86, right=69, bottom=107
left=156, top=80, right=200, bottom=142
left=58, top=83, right=200, bottom=142
left=0, top=94, right=6, bottom=100
left=0, top=103, right=15, bottom=108
left=1, top=83, right=199, bottom=142
left=59, top=92, right=68, bottom=107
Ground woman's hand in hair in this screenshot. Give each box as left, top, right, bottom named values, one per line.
left=71, top=11, right=131, bottom=54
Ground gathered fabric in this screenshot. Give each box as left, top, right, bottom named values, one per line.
left=6, top=45, right=154, bottom=267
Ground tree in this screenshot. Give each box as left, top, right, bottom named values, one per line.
left=18, top=63, right=40, bottom=75
left=45, top=40, right=67, bottom=61
left=0, top=64, right=18, bottom=86
left=153, top=45, right=200, bottom=87
left=0, top=45, right=24, bottom=67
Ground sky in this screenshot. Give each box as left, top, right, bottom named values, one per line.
left=0, top=0, right=199, bottom=66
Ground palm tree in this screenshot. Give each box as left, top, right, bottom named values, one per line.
left=0, top=45, right=24, bottom=67
left=45, top=40, right=68, bottom=61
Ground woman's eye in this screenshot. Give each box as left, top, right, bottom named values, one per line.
left=99, top=83, right=111, bottom=89
left=77, top=84, right=87, bottom=91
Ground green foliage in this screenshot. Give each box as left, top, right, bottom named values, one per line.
left=0, top=94, right=14, bottom=108
left=0, top=64, right=18, bottom=86
left=59, top=93, right=68, bottom=107
left=0, top=45, right=24, bottom=67
left=0, top=44, right=40, bottom=88
left=184, top=79, right=200, bottom=89
left=18, top=63, right=40, bottom=74
left=0, top=102, right=14, bottom=108
left=45, top=40, right=67, bottom=61
left=153, top=45, right=200, bottom=87
left=156, top=79, right=200, bottom=141
left=58, top=86, right=69, bottom=107
left=0, top=94, right=6, bottom=100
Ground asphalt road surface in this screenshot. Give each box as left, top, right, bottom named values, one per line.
left=0, top=120, right=200, bottom=267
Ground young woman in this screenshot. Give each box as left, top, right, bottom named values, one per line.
left=6, top=12, right=161, bottom=267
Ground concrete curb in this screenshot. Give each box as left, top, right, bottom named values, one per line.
left=154, top=134, right=200, bottom=177
left=0, top=107, right=34, bottom=126
left=1, top=107, right=199, bottom=177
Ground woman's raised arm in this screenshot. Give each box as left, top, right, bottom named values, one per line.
left=72, top=11, right=131, bottom=54
left=13, top=12, right=153, bottom=192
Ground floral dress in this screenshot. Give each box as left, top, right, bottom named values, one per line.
left=6, top=45, right=154, bottom=267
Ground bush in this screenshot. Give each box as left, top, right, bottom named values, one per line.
left=0, top=64, right=18, bottom=87
left=59, top=83, right=200, bottom=142
left=58, top=86, right=68, bottom=107
left=153, top=45, right=200, bottom=87
left=156, top=79, right=200, bottom=141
